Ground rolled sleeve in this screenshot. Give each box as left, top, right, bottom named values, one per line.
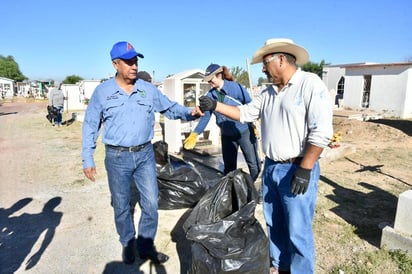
left=306, top=82, right=334, bottom=148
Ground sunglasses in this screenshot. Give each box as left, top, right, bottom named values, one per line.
left=263, top=55, right=278, bottom=66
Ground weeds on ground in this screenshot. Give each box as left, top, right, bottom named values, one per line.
left=330, top=249, right=412, bottom=274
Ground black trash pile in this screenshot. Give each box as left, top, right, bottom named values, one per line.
left=46, top=105, right=58, bottom=124
left=183, top=169, right=269, bottom=274
left=153, top=141, right=211, bottom=210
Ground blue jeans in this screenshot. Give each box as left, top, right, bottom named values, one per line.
left=262, top=157, right=319, bottom=273
left=221, top=126, right=261, bottom=181
left=54, top=106, right=63, bottom=126
left=105, top=143, right=158, bottom=246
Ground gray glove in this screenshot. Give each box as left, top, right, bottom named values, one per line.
left=291, top=167, right=311, bottom=195
left=199, top=96, right=217, bottom=112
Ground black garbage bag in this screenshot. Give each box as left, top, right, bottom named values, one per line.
left=46, top=105, right=58, bottom=123
left=183, top=169, right=269, bottom=274
left=153, top=141, right=210, bottom=210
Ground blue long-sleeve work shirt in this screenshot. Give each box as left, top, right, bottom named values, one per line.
left=82, top=78, right=196, bottom=168
left=194, top=80, right=252, bottom=137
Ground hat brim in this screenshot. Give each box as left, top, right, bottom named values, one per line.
left=251, top=41, right=309, bottom=66
left=203, top=67, right=223, bottom=82
left=115, top=51, right=144, bottom=60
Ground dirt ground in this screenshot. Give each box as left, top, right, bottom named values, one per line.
left=0, top=99, right=411, bottom=274
left=315, top=112, right=412, bottom=273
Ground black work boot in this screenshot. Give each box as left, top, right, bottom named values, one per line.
left=136, top=236, right=169, bottom=264
left=122, top=238, right=136, bottom=264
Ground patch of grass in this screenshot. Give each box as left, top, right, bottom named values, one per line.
left=71, top=179, right=87, bottom=186
left=390, top=249, right=412, bottom=273
left=330, top=249, right=412, bottom=274
left=336, top=224, right=358, bottom=245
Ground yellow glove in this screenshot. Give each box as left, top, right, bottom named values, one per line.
left=250, top=123, right=259, bottom=138
left=183, top=132, right=198, bottom=150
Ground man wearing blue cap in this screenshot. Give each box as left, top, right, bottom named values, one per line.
left=82, top=41, right=200, bottom=265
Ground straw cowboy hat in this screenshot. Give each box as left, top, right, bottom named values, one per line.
left=251, top=38, right=309, bottom=66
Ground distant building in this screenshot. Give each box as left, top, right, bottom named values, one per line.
left=61, top=79, right=101, bottom=111
left=322, top=62, right=412, bottom=118
left=0, top=77, right=15, bottom=98
left=162, top=69, right=218, bottom=153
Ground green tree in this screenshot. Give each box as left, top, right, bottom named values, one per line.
left=63, top=75, right=83, bottom=84
left=301, top=60, right=329, bottom=78
left=0, top=55, right=28, bottom=81
left=230, top=66, right=250, bottom=88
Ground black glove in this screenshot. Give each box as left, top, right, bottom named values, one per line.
left=199, top=96, right=217, bottom=112
left=291, top=167, right=312, bottom=195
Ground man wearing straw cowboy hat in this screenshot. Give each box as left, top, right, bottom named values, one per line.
left=198, top=38, right=333, bottom=273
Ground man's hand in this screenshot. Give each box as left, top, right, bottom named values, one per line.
left=291, top=167, right=311, bottom=195
left=83, top=167, right=97, bottom=182
left=199, top=96, right=217, bottom=112
left=191, top=105, right=204, bottom=116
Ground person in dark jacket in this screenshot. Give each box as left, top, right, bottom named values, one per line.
left=47, top=84, right=64, bottom=126
left=136, top=71, right=152, bottom=83
left=183, top=64, right=261, bottom=181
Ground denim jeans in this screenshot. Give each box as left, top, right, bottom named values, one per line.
left=221, top=126, right=261, bottom=181
left=105, top=143, right=158, bottom=246
left=262, top=157, right=319, bottom=273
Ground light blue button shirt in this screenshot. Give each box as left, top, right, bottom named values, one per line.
left=82, top=78, right=195, bottom=168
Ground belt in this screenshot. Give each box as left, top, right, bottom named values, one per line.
left=274, top=157, right=303, bottom=164
left=106, top=141, right=151, bottom=152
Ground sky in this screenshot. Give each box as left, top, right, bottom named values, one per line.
left=1, top=0, right=411, bottom=84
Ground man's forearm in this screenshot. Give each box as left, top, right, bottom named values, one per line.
left=300, top=143, right=324, bottom=169
left=215, top=102, right=241, bottom=121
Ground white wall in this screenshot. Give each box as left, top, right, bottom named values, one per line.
left=342, top=75, right=364, bottom=109
left=80, top=80, right=101, bottom=102
left=0, top=77, right=14, bottom=98
left=163, top=76, right=184, bottom=153
left=368, top=70, right=408, bottom=117
left=403, top=69, right=412, bottom=118
left=345, top=66, right=409, bottom=117
left=323, top=66, right=346, bottom=92
left=61, top=80, right=101, bottom=112
left=61, top=84, right=81, bottom=111
left=323, top=64, right=412, bottom=118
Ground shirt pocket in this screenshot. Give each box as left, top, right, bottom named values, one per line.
left=135, top=98, right=154, bottom=119
left=103, top=100, right=124, bottom=120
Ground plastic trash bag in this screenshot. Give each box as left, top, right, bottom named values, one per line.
left=46, top=105, right=58, bottom=123
left=183, top=169, right=269, bottom=274
left=157, top=157, right=208, bottom=210
left=153, top=141, right=209, bottom=210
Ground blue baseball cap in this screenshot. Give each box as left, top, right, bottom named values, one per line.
left=204, top=63, right=223, bottom=82
left=110, top=41, right=144, bottom=60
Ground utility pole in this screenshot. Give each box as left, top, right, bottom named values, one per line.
left=246, top=58, right=253, bottom=90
